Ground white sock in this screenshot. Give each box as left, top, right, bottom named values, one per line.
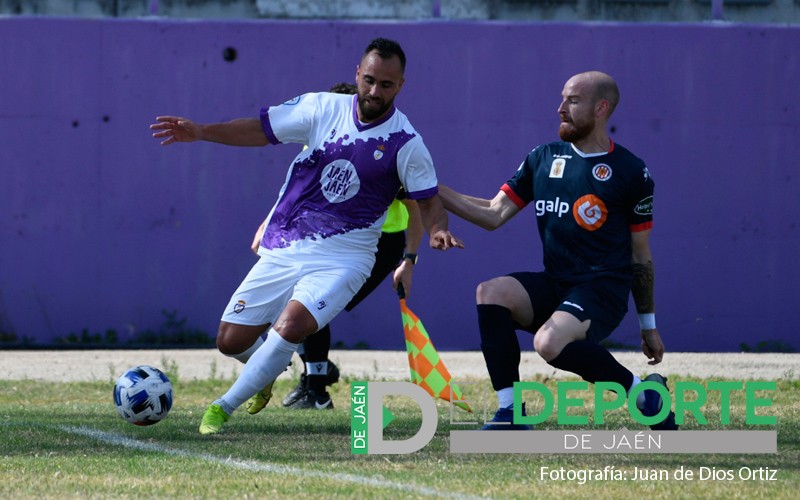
left=629, top=375, right=646, bottom=410
left=497, top=387, right=515, bottom=409
left=228, top=335, right=265, bottom=364
left=213, top=398, right=236, bottom=416
left=219, top=329, right=299, bottom=411
left=306, top=360, right=328, bottom=376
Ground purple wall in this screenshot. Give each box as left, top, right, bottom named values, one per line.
left=2, top=18, right=798, bottom=352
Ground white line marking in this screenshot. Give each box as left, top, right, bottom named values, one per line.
left=59, top=425, right=486, bottom=500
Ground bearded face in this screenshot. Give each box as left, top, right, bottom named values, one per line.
left=357, top=91, right=394, bottom=122
left=355, top=51, right=404, bottom=123
left=558, top=113, right=595, bottom=143
left=557, top=75, right=601, bottom=144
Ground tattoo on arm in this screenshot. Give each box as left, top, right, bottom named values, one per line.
left=632, top=261, right=655, bottom=314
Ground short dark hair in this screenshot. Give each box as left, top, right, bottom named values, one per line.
left=328, top=82, right=357, bottom=95
left=364, top=37, right=406, bottom=73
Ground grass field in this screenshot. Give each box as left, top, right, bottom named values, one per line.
left=1, top=367, right=798, bottom=499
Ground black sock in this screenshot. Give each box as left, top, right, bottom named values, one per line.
left=548, top=340, right=633, bottom=388
left=305, top=324, right=331, bottom=393
left=477, top=304, right=521, bottom=391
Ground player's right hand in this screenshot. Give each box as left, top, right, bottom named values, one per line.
left=150, top=116, right=201, bottom=145
left=641, top=329, right=665, bottom=365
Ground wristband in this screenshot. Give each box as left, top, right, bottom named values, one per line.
left=638, top=313, right=656, bottom=330
left=402, top=253, right=418, bottom=265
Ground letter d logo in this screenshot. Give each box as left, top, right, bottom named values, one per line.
left=355, top=382, right=438, bottom=454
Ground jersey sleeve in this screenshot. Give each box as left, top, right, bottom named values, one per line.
left=502, top=149, right=539, bottom=208
left=259, top=93, right=319, bottom=146
left=628, top=164, right=655, bottom=232
left=397, top=135, right=438, bottom=200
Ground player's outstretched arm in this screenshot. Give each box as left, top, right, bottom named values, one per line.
left=437, top=184, right=519, bottom=231
left=417, top=195, right=464, bottom=251
left=150, top=116, right=269, bottom=147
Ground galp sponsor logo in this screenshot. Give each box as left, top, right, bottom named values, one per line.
left=535, top=197, right=570, bottom=217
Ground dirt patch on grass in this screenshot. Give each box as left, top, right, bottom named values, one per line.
left=1, top=349, right=797, bottom=382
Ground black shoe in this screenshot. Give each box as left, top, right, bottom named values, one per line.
left=282, top=373, right=308, bottom=407
left=283, top=361, right=339, bottom=407
left=481, top=403, right=532, bottom=430
left=288, top=389, right=334, bottom=410
left=642, top=373, right=679, bottom=430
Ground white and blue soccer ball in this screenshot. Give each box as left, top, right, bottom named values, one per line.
left=113, top=365, right=174, bottom=426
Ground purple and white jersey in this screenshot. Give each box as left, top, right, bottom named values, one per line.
left=257, top=92, right=437, bottom=264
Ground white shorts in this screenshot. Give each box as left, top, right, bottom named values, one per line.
left=220, top=252, right=369, bottom=331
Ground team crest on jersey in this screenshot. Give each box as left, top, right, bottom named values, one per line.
left=233, top=300, right=246, bottom=314
left=592, top=164, right=612, bottom=182
left=320, top=160, right=361, bottom=203
left=573, top=194, right=608, bottom=232
left=550, top=158, right=566, bottom=178
left=373, top=144, right=385, bottom=161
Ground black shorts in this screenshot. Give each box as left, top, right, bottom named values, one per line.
left=508, top=271, right=630, bottom=343
left=344, top=230, right=405, bottom=312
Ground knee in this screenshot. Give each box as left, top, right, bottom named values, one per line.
left=476, top=279, right=508, bottom=306
left=276, top=328, right=308, bottom=344
left=273, top=316, right=316, bottom=344
left=215, top=324, right=240, bottom=355
left=533, top=331, right=562, bottom=362
left=216, top=323, right=268, bottom=356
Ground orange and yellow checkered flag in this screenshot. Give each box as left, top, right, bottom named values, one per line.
left=399, top=286, right=472, bottom=412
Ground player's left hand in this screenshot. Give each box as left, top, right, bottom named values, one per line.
left=641, top=329, right=664, bottom=365
left=429, top=230, right=464, bottom=250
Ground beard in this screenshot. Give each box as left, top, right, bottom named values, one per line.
left=558, top=118, right=593, bottom=143
left=357, top=93, right=393, bottom=122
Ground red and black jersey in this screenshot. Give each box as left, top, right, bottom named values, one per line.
left=503, top=140, right=654, bottom=284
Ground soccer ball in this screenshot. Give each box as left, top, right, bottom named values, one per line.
left=113, top=365, right=174, bottom=426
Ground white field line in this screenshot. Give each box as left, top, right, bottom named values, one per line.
left=59, top=425, right=486, bottom=500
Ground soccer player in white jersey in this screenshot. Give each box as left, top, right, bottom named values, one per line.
left=150, top=38, right=463, bottom=434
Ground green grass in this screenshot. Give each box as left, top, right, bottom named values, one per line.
left=1, top=373, right=798, bottom=499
